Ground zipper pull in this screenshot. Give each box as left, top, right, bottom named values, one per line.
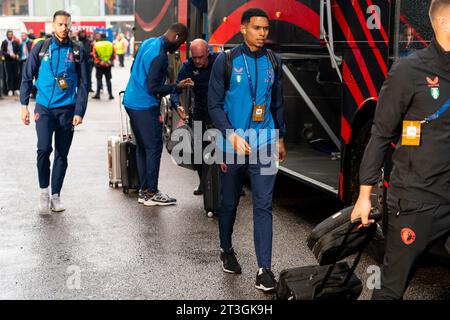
left=396, top=211, right=400, bottom=217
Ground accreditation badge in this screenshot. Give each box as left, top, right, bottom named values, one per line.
left=401, top=121, right=421, bottom=146
left=57, top=76, right=68, bottom=90
left=252, top=105, right=265, bottom=122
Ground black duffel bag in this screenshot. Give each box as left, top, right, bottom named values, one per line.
left=166, top=121, right=195, bottom=170
left=307, top=206, right=382, bottom=265
left=276, top=208, right=380, bottom=300
left=276, top=261, right=362, bottom=300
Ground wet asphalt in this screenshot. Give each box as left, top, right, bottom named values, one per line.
left=0, top=58, right=448, bottom=300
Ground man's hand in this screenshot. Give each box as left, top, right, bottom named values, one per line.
left=178, top=78, right=194, bottom=89
left=21, top=107, right=30, bottom=126
left=277, top=138, right=286, bottom=163
left=72, top=116, right=83, bottom=126
left=228, top=133, right=251, bottom=156
left=176, top=106, right=188, bottom=120
left=350, top=185, right=375, bottom=227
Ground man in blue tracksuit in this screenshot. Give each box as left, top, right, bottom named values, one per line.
left=123, top=23, right=193, bottom=206
left=170, top=39, right=219, bottom=195
left=208, top=8, right=286, bottom=292
left=20, top=10, right=88, bottom=215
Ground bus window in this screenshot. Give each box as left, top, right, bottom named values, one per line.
left=397, top=0, right=433, bottom=58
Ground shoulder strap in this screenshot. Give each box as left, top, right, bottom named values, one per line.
left=35, top=38, right=52, bottom=80
left=38, top=38, right=52, bottom=65
left=71, top=41, right=82, bottom=84
left=72, top=41, right=81, bottom=64
left=224, top=49, right=232, bottom=91
left=266, top=49, right=278, bottom=77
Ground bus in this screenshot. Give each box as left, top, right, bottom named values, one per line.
left=134, top=0, right=449, bottom=262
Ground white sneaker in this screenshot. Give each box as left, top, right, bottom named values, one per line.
left=7, top=91, right=13, bottom=97
left=50, top=194, right=65, bottom=212
left=14, top=90, right=20, bottom=96
left=38, top=193, right=50, bottom=215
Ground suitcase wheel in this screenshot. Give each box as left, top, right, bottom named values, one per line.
left=109, top=182, right=119, bottom=188
left=207, top=211, right=214, bottom=218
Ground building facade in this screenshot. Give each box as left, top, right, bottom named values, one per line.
left=0, top=0, right=134, bottom=36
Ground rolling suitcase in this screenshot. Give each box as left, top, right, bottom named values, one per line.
left=202, top=162, right=221, bottom=217
left=118, top=91, right=140, bottom=194
left=108, top=135, right=121, bottom=188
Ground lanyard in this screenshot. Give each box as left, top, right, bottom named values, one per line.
left=48, top=41, right=71, bottom=79
left=421, top=99, right=450, bottom=124
left=241, top=48, right=273, bottom=108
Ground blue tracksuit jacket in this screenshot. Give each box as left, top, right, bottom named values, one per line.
left=208, top=43, right=286, bottom=151
left=208, top=44, right=286, bottom=149
left=124, top=36, right=180, bottom=110
left=20, top=36, right=88, bottom=118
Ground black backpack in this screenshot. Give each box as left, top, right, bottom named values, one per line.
left=224, top=48, right=278, bottom=91
left=36, top=38, right=82, bottom=81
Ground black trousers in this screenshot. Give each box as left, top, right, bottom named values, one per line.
left=372, top=192, right=450, bottom=300
left=192, top=119, right=211, bottom=186
left=95, top=66, right=112, bottom=96
left=118, top=54, right=125, bottom=67
left=5, top=60, right=19, bottom=91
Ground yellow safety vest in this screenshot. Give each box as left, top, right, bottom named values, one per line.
left=95, top=40, right=114, bottom=63
left=114, top=39, right=125, bottom=55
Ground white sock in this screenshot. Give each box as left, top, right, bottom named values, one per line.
left=52, top=194, right=59, bottom=199
left=41, top=188, right=49, bottom=195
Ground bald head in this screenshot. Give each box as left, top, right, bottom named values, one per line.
left=190, top=39, right=210, bottom=68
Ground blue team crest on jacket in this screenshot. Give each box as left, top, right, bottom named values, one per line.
left=234, top=67, right=243, bottom=83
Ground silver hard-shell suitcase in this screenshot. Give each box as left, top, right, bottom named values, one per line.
left=108, top=135, right=122, bottom=188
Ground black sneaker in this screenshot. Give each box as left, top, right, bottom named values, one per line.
left=92, top=95, right=100, bottom=100
left=220, top=248, right=242, bottom=274
left=255, top=268, right=277, bottom=292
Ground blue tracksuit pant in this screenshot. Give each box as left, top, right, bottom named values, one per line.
left=218, top=147, right=278, bottom=269
left=125, top=107, right=163, bottom=193
left=34, top=104, right=74, bottom=195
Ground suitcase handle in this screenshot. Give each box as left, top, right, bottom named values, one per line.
left=118, top=90, right=130, bottom=141
left=315, top=221, right=367, bottom=296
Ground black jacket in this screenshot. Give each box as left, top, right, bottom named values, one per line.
left=170, top=52, right=219, bottom=121
left=1, top=39, right=20, bottom=61
left=359, top=39, right=450, bottom=204
left=79, top=38, right=94, bottom=63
